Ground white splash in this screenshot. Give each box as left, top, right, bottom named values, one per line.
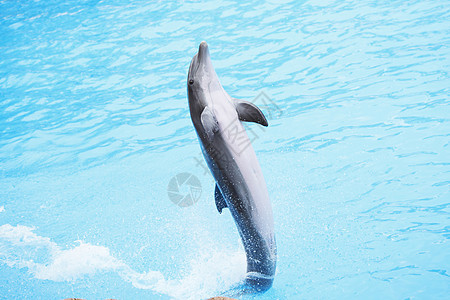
left=0, top=224, right=246, bottom=299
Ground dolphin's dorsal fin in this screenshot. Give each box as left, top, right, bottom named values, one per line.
left=215, top=184, right=227, bottom=213
left=201, top=106, right=219, bottom=141
left=233, top=98, right=269, bottom=127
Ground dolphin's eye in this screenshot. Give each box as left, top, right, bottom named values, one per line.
left=189, top=79, right=194, bottom=85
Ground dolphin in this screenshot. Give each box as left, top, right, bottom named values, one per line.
left=187, top=41, right=276, bottom=292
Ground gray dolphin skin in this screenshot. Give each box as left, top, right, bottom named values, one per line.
left=187, top=41, right=276, bottom=292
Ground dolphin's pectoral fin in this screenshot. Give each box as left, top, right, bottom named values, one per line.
left=214, top=184, right=228, bottom=214
left=200, top=106, right=219, bottom=141
left=233, top=98, right=269, bottom=127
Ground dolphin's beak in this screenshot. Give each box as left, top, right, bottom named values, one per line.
left=197, top=41, right=210, bottom=64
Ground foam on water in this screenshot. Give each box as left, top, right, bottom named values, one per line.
left=0, top=224, right=247, bottom=299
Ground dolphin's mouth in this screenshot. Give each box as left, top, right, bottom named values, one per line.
left=188, top=41, right=211, bottom=81
left=188, top=54, right=198, bottom=80
left=197, top=41, right=210, bottom=64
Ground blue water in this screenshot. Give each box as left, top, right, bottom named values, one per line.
left=1, top=0, right=449, bottom=299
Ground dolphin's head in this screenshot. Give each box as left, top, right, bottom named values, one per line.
left=187, top=42, right=221, bottom=111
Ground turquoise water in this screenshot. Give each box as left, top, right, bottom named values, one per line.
left=1, top=0, right=449, bottom=299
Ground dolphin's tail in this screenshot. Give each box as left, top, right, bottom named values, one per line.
left=245, top=272, right=274, bottom=292
left=244, top=271, right=274, bottom=292
left=219, top=272, right=274, bottom=298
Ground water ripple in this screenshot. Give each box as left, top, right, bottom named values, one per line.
left=0, top=0, right=449, bottom=298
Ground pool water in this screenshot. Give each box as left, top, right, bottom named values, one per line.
left=0, top=0, right=449, bottom=299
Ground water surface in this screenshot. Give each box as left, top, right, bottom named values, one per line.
left=0, top=0, right=449, bottom=299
